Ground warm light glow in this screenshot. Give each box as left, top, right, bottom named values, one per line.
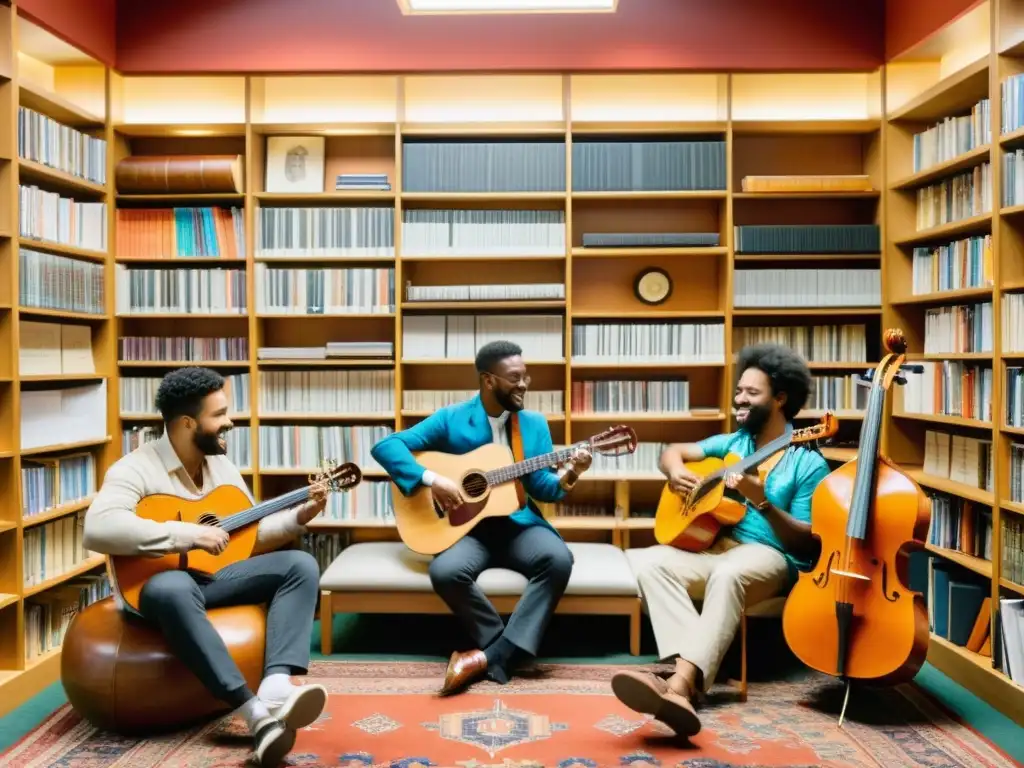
left=398, top=0, right=616, bottom=13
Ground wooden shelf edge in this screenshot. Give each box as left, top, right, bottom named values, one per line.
left=0, top=648, right=63, bottom=719
left=926, top=634, right=1024, bottom=727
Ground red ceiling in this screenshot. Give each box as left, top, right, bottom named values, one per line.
left=14, top=0, right=979, bottom=74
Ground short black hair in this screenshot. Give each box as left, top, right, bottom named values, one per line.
left=736, top=343, right=812, bottom=421
left=154, top=367, right=225, bottom=423
left=475, top=340, right=522, bottom=374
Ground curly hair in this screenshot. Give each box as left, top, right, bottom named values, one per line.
left=475, top=340, right=523, bottom=374
left=155, top=367, right=226, bottom=423
left=736, top=343, right=812, bottom=421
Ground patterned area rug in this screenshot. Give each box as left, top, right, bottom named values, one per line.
left=0, top=661, right=1017, bottom=767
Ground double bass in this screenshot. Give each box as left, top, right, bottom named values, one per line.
left=781, top=329, right=931, bottom=724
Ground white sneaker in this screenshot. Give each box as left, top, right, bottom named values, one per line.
left=265, top=684, right=327, bottom=731
left=252, top=716, right=295, bottom=768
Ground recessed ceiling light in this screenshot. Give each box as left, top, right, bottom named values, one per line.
left=398, top=0, right=617, bottom=14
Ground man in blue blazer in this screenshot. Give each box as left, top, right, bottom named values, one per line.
left=371, top=340, right=592, bottom=695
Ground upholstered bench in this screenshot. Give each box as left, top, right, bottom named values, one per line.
left=622, top=547, right=787, bottom=701
left=319, top=541, right=642, bottom=656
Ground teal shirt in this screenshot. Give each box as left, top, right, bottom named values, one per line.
left=696, top=429, right=830, bottom=584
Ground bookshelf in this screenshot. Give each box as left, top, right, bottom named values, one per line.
left=0, top=0, right=1018, bottom=728
left=883, top=0, right=1024, bottom=725
left=0, top=8, right=116, bottom=718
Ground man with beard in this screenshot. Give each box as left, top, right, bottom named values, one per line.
left=371, top=340, right=593, bottom=695
left=83, top=367, right=327, bottom=767
left=609, top=343, right=830, bottom=738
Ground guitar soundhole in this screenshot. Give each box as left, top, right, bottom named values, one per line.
left=460, top=471, right=489, bottom=501
left=197, top=513, right=221, bottom=527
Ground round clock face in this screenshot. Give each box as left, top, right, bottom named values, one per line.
left=635, top=268, right=672, bottom=304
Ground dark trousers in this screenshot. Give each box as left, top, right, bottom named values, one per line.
left=137, top=549, right=320, bottom=708
left=428, top=518, right=573, bottom=657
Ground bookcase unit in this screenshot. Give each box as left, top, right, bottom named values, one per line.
left=883, top=0, right=1024, bottom=725
left=0, top=0, right=1020, bottom=728
left=0, top=6, right=116, bottom=717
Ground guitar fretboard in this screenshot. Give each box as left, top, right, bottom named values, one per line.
left=484, top=445, right=580, bottom=485
left=221, top=486, right=312, bottom=532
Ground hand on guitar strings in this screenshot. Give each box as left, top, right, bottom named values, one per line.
left=724, top=471, right=767, bottom=507
left=667, top=467, right=700, bottom=495
left=190, top=524, right=229, bottom=555
left=431, top=475, right=465, bottom=513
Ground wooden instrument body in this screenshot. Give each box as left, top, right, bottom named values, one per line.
left=110, top=485, right=259, bottom=613
left=392, top=443, right=528, bottom=555
left=782, top=454, right=931, bottom=683
left=61, top=596, right=265, bottom=735
left=653, top=454, right=748, bottom=551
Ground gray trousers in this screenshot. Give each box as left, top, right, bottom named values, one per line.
left=137, top=549, right=320, bottom=708
left=428, top=518, right=573, bottom=656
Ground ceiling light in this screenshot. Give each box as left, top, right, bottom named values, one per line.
left=398, top=0, right=617, bottom=14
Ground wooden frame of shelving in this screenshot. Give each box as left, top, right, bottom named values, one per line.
left=0, top=4, right=116, bottom=718
left=0, top=0, right=1020, bottom=729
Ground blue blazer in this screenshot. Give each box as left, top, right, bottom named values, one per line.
left=370, top=394, right=566, bottom=531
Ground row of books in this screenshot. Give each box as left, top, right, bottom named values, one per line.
left=117, top=208, right=246, bottom=260
left=922, top=429, right=993, bottom=492
left=18, top=106, right=107, bottom=185
left=898, top=362, right=993, bottom=422
left=25, top=575, right=112, bottom=662
left=911, top=235, right=992, bottom=296
left=121, top=425, right=252, bottom=469
left=20, top=184, right=107, bottom=253
left=916, top=164, right=992, bottom=231
left=23, top=511, right=95, bottom=590
left=120, top=373, right=250, bottom=415
left=912, top=98, right=991, bottom=174
left=21, top=454, right=96, bottom=518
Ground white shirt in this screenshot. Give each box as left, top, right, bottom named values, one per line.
left=421, top=411, right=509, bottom=487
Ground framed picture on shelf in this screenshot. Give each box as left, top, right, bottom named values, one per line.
left=265, top=136, right=325, bottom=193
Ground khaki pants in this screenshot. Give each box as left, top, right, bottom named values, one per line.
left=632, top=537, right=789, bottom=691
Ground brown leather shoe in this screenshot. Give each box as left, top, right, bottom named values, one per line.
left=610, top=669, right=701, bottom=737
left=439, top=649, right=488, bottom=696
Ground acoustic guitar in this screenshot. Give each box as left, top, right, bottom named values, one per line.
left=391, top=423, right=637, bottom=555
left=109, top=460, right=361, bottom=612
left=653, top=413, right=838, bottom=551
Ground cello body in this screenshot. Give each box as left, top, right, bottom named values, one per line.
left=782, top=329, right=931, bottom=688
left=782, top=455, right=931, bottom=682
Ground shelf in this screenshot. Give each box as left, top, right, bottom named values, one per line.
left=893, top=214, right=993, bottom=246
left=888, top=57, right=990, bottom=122
left=889, top=145, right=991, bottom=191
left=927, top=635, right=1024, bottom=727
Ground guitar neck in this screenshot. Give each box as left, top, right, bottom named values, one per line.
left=221, top=486, right=311, bottom=533
left=485, top=445, right=579, bottom=486
left=708, top=427, right=794, bottom=481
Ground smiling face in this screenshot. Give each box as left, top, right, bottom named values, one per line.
left=734, top=366, right=785, bottom=435
left=483, top=354, right=530, bottom=413
left=185, top=388, right=233, bottom=455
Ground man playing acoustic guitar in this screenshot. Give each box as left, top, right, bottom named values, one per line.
left=83, top=367, right=329, bottom=767
left=610, top=344, right=830, bottom=737
left=371, top=340, right=593, bottom=695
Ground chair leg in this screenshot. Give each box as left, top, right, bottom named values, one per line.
left=629, top=600, right=641, bottom=656
left=320, top=591, right=333, bottom=656
left=739, top=612, right=748, bottom=702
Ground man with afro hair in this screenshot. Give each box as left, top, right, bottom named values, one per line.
left=610, top=344, right=830, bottom=738
left=84, top=367, right=328, bottom=766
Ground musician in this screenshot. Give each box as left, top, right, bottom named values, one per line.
left=83, top=367, right=328, bottom=767
left=370, top=340, right=593, bottom=695
left=610, top=343, right=830, bottom=737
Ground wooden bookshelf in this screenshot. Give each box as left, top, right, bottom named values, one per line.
left=883, top=0, right=1024, bottom=726
left=0, top=9, right=116, bottom=718
left=0, top=0, right=1019, bottom=729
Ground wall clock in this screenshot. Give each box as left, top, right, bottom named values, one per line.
left=634, top=267, right=672, bottom=305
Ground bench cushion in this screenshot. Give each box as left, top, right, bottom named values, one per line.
left=623, top=545, right=787, bottom=616
left=320, top=541, right=638, bottom=597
